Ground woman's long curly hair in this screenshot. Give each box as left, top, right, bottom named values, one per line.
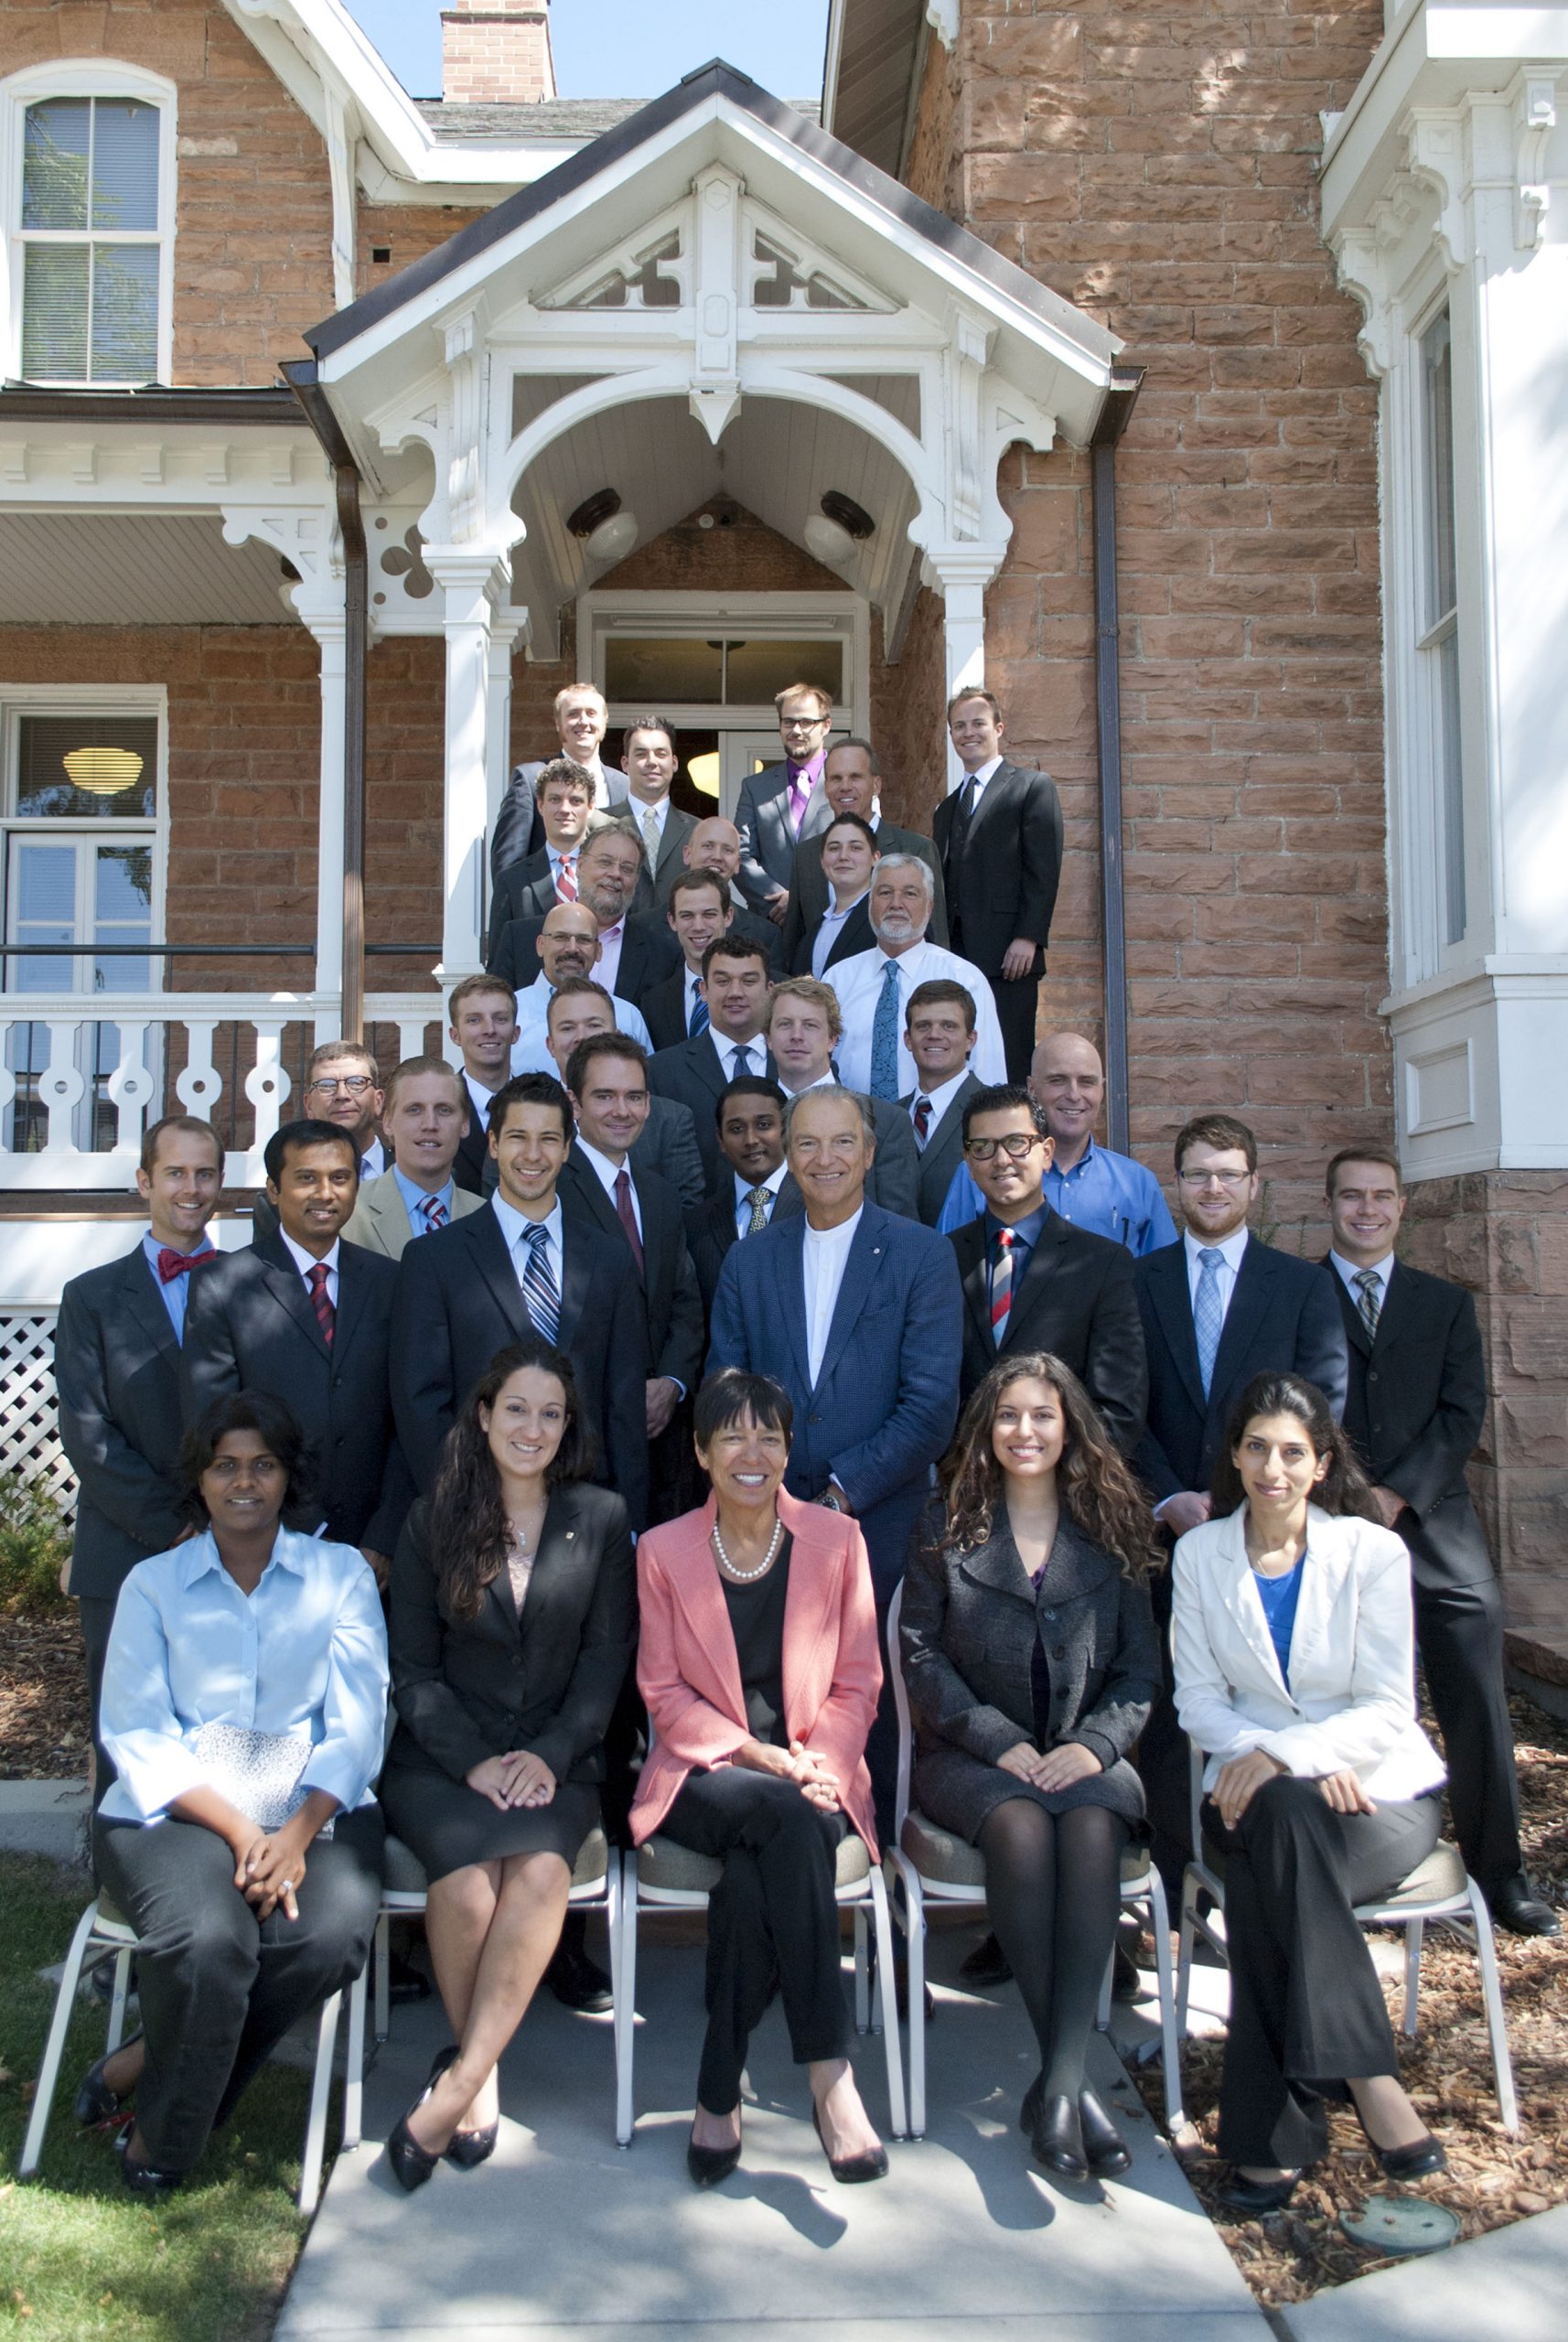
left=1210, top=1370, right=1380, bottom=1523
left=939, top=1351, right=1159, bottom=1581
left=428, top=1338, right=596, bottom=1620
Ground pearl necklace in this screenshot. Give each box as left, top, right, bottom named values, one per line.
left=711, top=1517, right=784, bottom=1583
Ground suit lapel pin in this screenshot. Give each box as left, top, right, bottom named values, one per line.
left=565, top=1531, right=575, bottom=1540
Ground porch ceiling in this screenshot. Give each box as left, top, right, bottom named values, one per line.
left=0, top=513, right=292, bottom=627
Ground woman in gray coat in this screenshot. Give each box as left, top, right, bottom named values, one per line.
left=901, top=1352, right=1159, bottom=2182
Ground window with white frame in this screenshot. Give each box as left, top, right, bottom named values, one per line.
left=1419, top=307, right=1466, bottom=949
left=2, top=704, right=162, bottom=1152
left=5, top=66, right=174, bottom=385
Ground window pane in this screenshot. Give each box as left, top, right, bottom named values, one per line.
left=604, top=636, right=724, bottom=703
left=723, top=638, right=843, bottom=706
left=93, top=843, right=153, bottom=992
left=91, top=245, right=159, bottom=381
left=91, top=100, right=159, bottom=231
left=1422, top=310, right=1456, bottom=626
left=21, top=244, right=90, bottom=381
left=7, top=841, right=79, bottom=991
left=16, top=716, right=158, bottom=819
left=22, top=99, right=90, bottom=229
left=1437, top=628, right=1466, bottom=946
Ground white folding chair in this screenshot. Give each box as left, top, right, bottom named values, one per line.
left=1176, top=1745, right=1519, bottom=2132
left=21, top=1890, right=349, bottom=2214
left=614, top=1819, right=908, bottom=2148
left=883, top=1578, right=1185, bottom=2141
left=354, top=1825, right=625, bottom=2146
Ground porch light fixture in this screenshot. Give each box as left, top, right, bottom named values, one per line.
left=62, top=747, right=145, bottom=797
left=804, top=489, right=875, bottom=568
left=567, top=487, right=639, bottom=564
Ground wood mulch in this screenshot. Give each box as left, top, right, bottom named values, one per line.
left=1132, top=1686, right=1568, bottom=2308
left=0, top=1606, right=90, bottom=1778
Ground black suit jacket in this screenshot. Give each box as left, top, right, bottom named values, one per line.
left=389, top=1199, right=649, bottom=1529
left=180, top=1230, right=412, bottom=1555
left=902, top=1070, right=985, bottom=1225
left=950, top=1209, right=1147, bottom=1453
left=734, top=760, right=832, bottom=907
left=557, top=1149, right=704, bottom=1393
left=386, top=1488, right=636, bottom=1786
left=933, top=758, right=1064, bottom=980
left=648, top=1032, right=777, bottom=1192
left=1133, top=1237, right=1349, bottom=1505
left=687, top=1176, right=805, bottom=1315
left=479, top=1091, right=705, bottom=1218
left=789, top=896, right=874, bottom=977
left=642, top=966, right=694, bottom=1055
left=488, top=853, right=560, bottom=945
left=454, top=1112, right=491, bottom=1198
left=782, top=821, right=948, bottom=964
left=489, top=908, right=680, bottom=1004
left=644, top=802, right=699, bottom=904
left=1329, top=1257, right=1491, bottom=1592
left=55, top=1243, right=193, bottom=1601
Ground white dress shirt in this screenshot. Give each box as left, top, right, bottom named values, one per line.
left=629, top=793, right=671, bottom=863
left=802, top=1205, right=863, bottom=1387
left=491, top=1192, right=564, bottom=1294
left=577, top=1135, right=641, bottom=1240
left=908, top=1065, right=972, bottom=1147
left=709, top=1030, right=767, bottom=1084
left=1182, top=1224, right=1251, bottom=1322
left=811, top=886, right=867, bottom=978
left=956, top=753, right=1004, bottom=805
left=279, top=1230, right=341, bottom=1309
left=462, top=1069, right=500, bottom=1132
left=827, top=939, right=1005, bottom=1097
left=733, top=1161, right=789, bottom=1241
left=1329, top=1248, right=1393, bottom=1313
left=510, top=974, right=651, bottom=1074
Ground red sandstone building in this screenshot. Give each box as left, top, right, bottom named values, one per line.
left=1, top=1, right=1563, bottom=1652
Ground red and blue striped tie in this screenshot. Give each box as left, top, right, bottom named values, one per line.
left=991, top=1228, right=1015, bottom=1347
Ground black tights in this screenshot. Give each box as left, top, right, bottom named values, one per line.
left=977, top=1797, right=1127, bottom=2102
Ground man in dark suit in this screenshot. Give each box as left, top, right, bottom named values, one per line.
left=707, top=1082, right=963, bottom=1825
left=391, top=1071, right=649, bottom=1533
left=765, top=974, right=920, bottom=1219
left=55, top=1113, right=225, bottom=1803
left=1325, top=1147, right=1557, bottom=1936
left=687, top=1076, right=803, bottom=1314
left=644, top=868, right=783, bottom=1049
left=949, top=1085, right=1146, bottom=1448
left=934, top=687, right=1064, bottom=1080
left=446, top=973, right=520, bottom=1196
left=489, top=758, right=600, bottom=940
left=536, top=978, right=705, bottom=1214
left=789, top=811, right=877, bottom=977
left=618, top=716, right=698, bottom=906
left=182, top=1118, right=411, bottom=1578
left=682, top=817, right=789, bottom=971
left=1133, top=1110, right=1349, bottom=1888
left=492, top=822, right=662, bottom=1001
left=900, top=978, right=984, bottom=1224
left=781, top=738, right=947, bottom=965
left=734, top=682, right=836, bottom=920
left=490, top=682, right=626, bottom=877
left=648, top=935, right=776, bottom=1192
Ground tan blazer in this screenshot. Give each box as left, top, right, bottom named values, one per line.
left=343, top=1173, right=483, bottom=1261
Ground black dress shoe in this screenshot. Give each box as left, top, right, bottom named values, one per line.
left=1349, top=2101, right=1447, bottom=2179
left=687, top=2115, right=742, bottom=2187
left=958, top=1931, right=1013, bottom=1988
left=114, top=2130, right=182, bottom=2198
left=387, top=2063, right=447, bottom=2193
left=74, top=2033, right=143, bottom=2126
left=1221, top=2169, right=1301, bottom=2213
left=1077, top=2086, right=1133, bottom=2177
left=1030, top=2092, right=1089, bottom=2179
left=1489, top=1875, right=1562, bottom=1938
left=811, top=2101, right=888, bottom=2184
left=543, top=1938, right=614, bottom=2014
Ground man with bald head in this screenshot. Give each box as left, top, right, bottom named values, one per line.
left=502, top=900, right=653, bottom=1074
left=781, top=738, right=947, bottom=966
left=491, top=821, right=675, bottom=1010
left=938, top=1031, right=1177, bottom=1252
left=682, top=818, right=786, bottom=967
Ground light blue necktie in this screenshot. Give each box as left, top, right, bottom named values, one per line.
left=689, top=989, right=709, bottom=1037
left=520, top=1222, right=561, bottom=1347
left=1193, top=1247, right=1225, bottom=1397
left=869, top=959, right=902, bottom=1100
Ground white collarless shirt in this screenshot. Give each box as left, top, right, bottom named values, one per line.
left=802, top=1206, right=863, bottom=1387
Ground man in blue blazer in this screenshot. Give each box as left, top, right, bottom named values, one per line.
left=706, top=1083, right=963, bottom=1825
left=1133, top=1110, right=1348, bottom=1887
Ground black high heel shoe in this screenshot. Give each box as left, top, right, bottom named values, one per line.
left=1349, top=2099, right=1446, bottom=2180
left=386, top=2056, right=451, bottom=2193
left=1221, top=2168, right=1302, bottom=2213
left=686, top=2110, right=743, bottom=2188
left=425, top=2044, right=501, bottom=2171
left=75, top=2032, right=143, bottom=2126
left=1030, top=2091, right=1089, bottom=2180
left=1077, top=2086, right=1132, bottom=2178
left=811, top=2100, right=888, bottom=2184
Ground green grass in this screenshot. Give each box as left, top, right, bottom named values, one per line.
left=0, top=1855, right=320, bottom=2342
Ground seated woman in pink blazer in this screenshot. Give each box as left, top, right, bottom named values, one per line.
left=632, top=1367, right=887, bottom=2191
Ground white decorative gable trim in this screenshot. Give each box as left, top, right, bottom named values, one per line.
left=927, top=3, right=960, bottom=52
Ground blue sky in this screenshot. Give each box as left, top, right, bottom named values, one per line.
left=343, top=2, right=830, bottom=102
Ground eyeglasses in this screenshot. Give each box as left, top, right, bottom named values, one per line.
left=965, top=1133, right=1042, bottom=1161
left=307, top=1075, right=374, bottom=1097
left=1177, top=1168, right=1251, bottom=1189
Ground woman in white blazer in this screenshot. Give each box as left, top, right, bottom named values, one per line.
left=1172, top=1370, right=1447, bottom=2214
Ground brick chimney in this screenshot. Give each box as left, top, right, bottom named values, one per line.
left=441, top=0, right=555, bottom=104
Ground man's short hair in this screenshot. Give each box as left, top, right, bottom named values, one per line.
left=577, top=822, right=640, bottom=867
left=544, top=974, right=615, bottom=1027
left=306, top=1038, right=379, bottom=1086
left=488, top=1071, right=571, bottom=1142
left=263, top=1117, right=358, bottom=1187
left=536, top=757, right=594, bottom=802
left=667, top=867, right=728, bottom=911
left=382, top=1055, right=467, bottom=1114
left=946, top=685, right=1004, bottom=726
left=140, top=1112, right=224, bottom=1180
left=701, top=934, right=772, bottom=982
left=1174, top=1112, right=1258, bottom=1176
left=872, top=852, right=935, bottom=907
left=822, top=811, right=877, bottom=851
left=767, top=976, right=843, bottom=1044
left=623, top=714, right=677, bottom=754
left=962, top=1084, right=1049, bottom=1147
left=564, top=1031, right=648, bottom=1098
left=824, top=736, right=879, bottom=774
left=774, top=682, right=833, bottom=717
left=906, top=977, right=976, bottom=1033
left=715, top=1073, right=788, bottom=1130
left=1326, top=1144, right=1402, bottom=1198
left=553, top=682, right=606, bottom=717
left=448, top=972, right=517, bottom=1020
left=782, top=1082, right=875, bottom=1148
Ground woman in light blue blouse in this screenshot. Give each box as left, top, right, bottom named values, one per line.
left=81, top=1391, right=388, bottom=2197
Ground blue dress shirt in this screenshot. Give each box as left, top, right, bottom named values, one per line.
left=97, top=1527, right=388, bottom=1824
left=939, top=1136, right=1177, bottom=1254
left=140, top=1230, right=217, bottom=1342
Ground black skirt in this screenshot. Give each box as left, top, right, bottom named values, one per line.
left=379, top=1758, right=601, bottom=1884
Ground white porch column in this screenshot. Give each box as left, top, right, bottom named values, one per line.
left=926, top=546, right=1009, bottom=790
left=425, top=548, right=511, bottom=981
left=485, top=613, right=524, bottom=867
left=307, top=614, right=348, bottom=1033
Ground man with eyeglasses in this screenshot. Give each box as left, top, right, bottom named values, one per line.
left=304, top=1044, right=385, bottom=1177
left=947, top=1086, right=1146, bottom=1446
left=1132, top=1110, right=1348, bottom=1890
left=733, top=682, right=838, bottom=925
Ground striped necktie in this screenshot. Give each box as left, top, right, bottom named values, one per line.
left=555, top=853, right=577, bottom=903
left=689, top=987, right=710, bottom=1037
left=1193, top=1247, right=1225, bottom=1396
left=912, top=1094, right=932, bottom=1149
left=306, top=1262, right=335, bottom=1348
left=990, top=1227, right=1015, bottom=1346
left=421, top=1195, right=448, bottom=1235
left=519, top=1222, right=561, bottom=1346
left=641, top=807, right=660, bottom=871
left=1354, top=1267, right=1382, bottom=1338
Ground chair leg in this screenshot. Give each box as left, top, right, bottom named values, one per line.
left=106, top=1944, right=134, bottom=2056
left=298, top=1989, right=342, bottom=2217
left=894, top=1861, right=928, bottom=2142
left=865, top=1866, right=907, bottom=2142
left=1402, top=1916, right=1423, bottom=2036
left=20, top=1904, right=102, bottom=2180
left=341, top=1961, right=367, bottom=2154
left=614, top=1858, right=637, bottom=2148
left=1144, top=1868, right=1185, bottom=2136
left=853, top=1905, right=871, bottom=2035
left=372, top=1909, right=391, bottom=2046
left=1466, top=1881, right=1520, bottom=2134
left=1176, top=1867, right=1208, bottom=2044
left=1095, top=1947, right=1112, bottom=2033
left=604, top=1861, right=624, bottom=2142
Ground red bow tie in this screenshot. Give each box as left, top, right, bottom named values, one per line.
left=156, top=1245, right=213, bottom=1284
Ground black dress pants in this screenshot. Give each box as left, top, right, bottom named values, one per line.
left=93, top=1804, right=384, bottom=2173
left=78, top=1594, right=120, bottom=1818
left=660, top=1768, right=850, bottom=2116
left=1136, top=1559, right=1192, bottom=1902
left=1203, top=1776, right=1441, bottom=2168
left=1415, top=1574, right=1522, bottom=1893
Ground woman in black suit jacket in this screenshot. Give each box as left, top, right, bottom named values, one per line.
left=901, top=1351, right=1159, bottom=2181
left=379, top=1338, right=636, bottom=2189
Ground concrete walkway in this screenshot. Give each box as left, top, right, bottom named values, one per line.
left=1277, top=2200, right=1568, bottom=2342
left=275, top=1921, right=1270, bottom=2342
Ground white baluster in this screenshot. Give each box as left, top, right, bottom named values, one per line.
left=245, top=1022, right=291, bottom=1178
left=105, top=1023, right=156, bottom=1156
left=396, top=1018, right=432, bottom=1064
left=40, top=1021, right=87, bottom=1155
left=175, top=1020, right=223, bottom=1126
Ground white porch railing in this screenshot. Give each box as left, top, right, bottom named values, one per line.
left=0, top=993, right=451, bottom=1190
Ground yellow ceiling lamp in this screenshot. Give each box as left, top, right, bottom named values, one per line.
left=685, top=752, right=721, bottom=800
left=63, top=747, right=145, bottom=798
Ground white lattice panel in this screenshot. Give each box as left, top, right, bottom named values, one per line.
left=1, top=1312, right=77, bottom=1520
